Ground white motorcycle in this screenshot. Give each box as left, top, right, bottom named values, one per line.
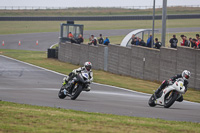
left=148, top=78, right=186, bottom=108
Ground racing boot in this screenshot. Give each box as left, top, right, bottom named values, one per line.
left=154, top=80, right=168, bottom=98
left=84, top=85, right=91, bottom=92
left=154, top=87, right=162, bottom=99
left=62, top=76, right=69, bottom=85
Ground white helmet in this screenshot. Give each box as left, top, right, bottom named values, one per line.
left=182, top=70, right=191, bottom=80
left=84, top=62, right=92, bottom=71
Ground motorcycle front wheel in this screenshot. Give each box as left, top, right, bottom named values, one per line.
left=71, top=84, right=83, bottom=100
left=148, top=94, right=156, bottom=107
left=58, top=85, right=67, bottom=99
left=164, top=91, right=178, bottom=108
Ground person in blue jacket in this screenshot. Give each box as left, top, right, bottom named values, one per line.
left=103, top=37, right=110, bottom=45
left=147, top=35, right=152, bottom=48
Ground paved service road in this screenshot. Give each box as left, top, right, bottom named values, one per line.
left=0, top=32, right=59, bottom=51
left=0, top=55, right=200, bottom=122
left=0, top=27, right=200, bottom=51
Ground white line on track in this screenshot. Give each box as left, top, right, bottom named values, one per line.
left=0, top=55, right=199, bottom=105
left=0, top=87, right=145, bottom=98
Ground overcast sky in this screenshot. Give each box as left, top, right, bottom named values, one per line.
left=0, top=0, right=200, bottom=7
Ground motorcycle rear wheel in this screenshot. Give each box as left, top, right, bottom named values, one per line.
left=58, top=86, right=67, bottom=99
left=148, top=94, right=156, bottom=107
left=164, top=91, right=178, bottom=108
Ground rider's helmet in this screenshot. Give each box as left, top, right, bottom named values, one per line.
left=182, top=70, right=191, bottom=80
left=84, top=62, right=92, bottom=71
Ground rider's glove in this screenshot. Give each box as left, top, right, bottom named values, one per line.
left=86, top=79, right=91, bottom=84
left=168, top=80, right=173, bottom=85
left=72, top=70, right=78, bottom=75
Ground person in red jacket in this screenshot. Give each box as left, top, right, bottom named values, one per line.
left=196, top=40, right=200, bottom=48
left=180, top=35, right=185, bottom=46
left=196, top=34, right=200, bottom=48
left=68, top=32, right=74, bottom=38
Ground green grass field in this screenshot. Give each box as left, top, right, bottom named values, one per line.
left=1, top=101, right=199, bottom=133
left=0, top=49, right=199, bottom=103
left=0, top=6, right=200, bottom=16
left=0, top=19, right=200, bottom=35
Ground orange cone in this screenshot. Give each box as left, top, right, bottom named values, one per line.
left=18, top=40, right=21, bottom=46
left=2, top=40, right=4, bottom=46
left=36, top=40, right=38, bottom=45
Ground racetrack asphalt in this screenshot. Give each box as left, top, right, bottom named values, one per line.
left=0, top=55, right=200, bottom=123
left=0, top=27, right=200, bottom=51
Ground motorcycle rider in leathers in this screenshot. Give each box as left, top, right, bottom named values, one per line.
left=63, top=62, right=93, bottom=94
left=154, top=70, right=191, bottom=102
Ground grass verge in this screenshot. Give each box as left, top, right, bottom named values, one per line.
left=0, top=19, right=200, bottom=34
left=0, top=101, right=200, bottom=133
left=0, top=7, right=200, bottom=16
left=0, top=49, right=199, bottom=103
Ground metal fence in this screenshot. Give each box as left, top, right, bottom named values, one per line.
left=0, top=5, right=200, bottom=10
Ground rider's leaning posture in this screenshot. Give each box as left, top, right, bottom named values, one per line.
left=154, top=70, right=191, bottom=101
left=63, top=62, right=93, bottom=94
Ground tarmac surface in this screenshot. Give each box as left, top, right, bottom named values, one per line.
left=0, top=27, right=200, bottom=51
left=0, top=55, right=200, bottom=122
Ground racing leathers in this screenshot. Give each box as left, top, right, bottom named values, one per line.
left=63, top=67, right=93, bottom=94
left=154, top=74, right=189, bottom=101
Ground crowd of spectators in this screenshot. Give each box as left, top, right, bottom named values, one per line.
left=131, top=33, right=200, bottom=49
left=131, top=34, right=162, bottom=49
left=68, top=32, right=199, bottom=49
left=68, top=32, right=110, bottom=46
left=169, top=34, right=200, bottom=49
left=88, top=34, right=110, bottom=46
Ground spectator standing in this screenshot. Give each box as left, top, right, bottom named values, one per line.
left=88, top=35, right=97, bottom=46
left=103, top=37, right=110, bottom=46
left=196, top=34, right=200, bottom=42
left=154, top=38, right=162, bottom=49
left=138, top=38, right=146, bottom=47
left=131, top=38, right=138, bottom=45
left=196, top=34, right=200, bottom=47
left=191, top=38, right=197, bottom=48
left=98, top=34, right=104, bottom=44
left=198, top=42, right=200, bottom=49
left=136, top=37, right=140, bottom=45
left=189, top=38, right=192, bottom=47
left=184, top=36, right=190, bottom=47
left=146, top=35, right=152, bottom=48
left=131, top=34, right=137, bottom=45
left=70, top=34, right=84, bottom=44
left=169, top=35, right=178, bottom=48
left=68, top=32, right=74, bottom=38
left=180, top=35, right=185, bottom=46
left=76, top=34, right=84, bottom=44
